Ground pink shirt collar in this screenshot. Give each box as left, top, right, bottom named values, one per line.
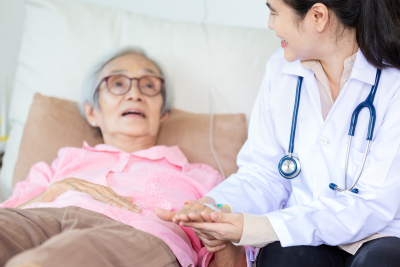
left=82, top=141, right=189, bottom=170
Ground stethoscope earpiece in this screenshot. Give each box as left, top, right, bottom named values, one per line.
left=329, top=183, right=359, bottom=194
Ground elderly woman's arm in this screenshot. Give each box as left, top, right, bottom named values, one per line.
left=209, top=242, right=246, bottom=267
left=16, top=177, right=141, bottom=213
left=0, top=161, right=54, bottom=208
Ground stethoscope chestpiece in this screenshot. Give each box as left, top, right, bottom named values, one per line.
left=279, top=155, right=301, bottom=179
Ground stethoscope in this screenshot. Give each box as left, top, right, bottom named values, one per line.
left=278, top=69, right=382, bottom=194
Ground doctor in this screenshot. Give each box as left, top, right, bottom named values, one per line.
left=156, top=0, right=400, bottom=266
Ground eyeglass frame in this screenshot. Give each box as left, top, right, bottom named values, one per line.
left=97, top=74, right=165, bottom=97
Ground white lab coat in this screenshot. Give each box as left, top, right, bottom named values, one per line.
left=207, top=48, right=400, bottom=247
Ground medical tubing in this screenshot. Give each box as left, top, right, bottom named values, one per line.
left=368, top=69, right=381, bottom=103
left=348, top=141, right=371, bottom=191
left=344, top=136, right=352, bottom=189
left=348, top=69, right=381, bottom=140
left=288, top=77, right=303, bottom=154
left=365, top=69, right=381, bottom=140
left=201, top=0, right=226, bottom=179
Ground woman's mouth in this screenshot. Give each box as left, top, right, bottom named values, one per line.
left=122, top=109, right=146, bottom=118
left=281, top=39, right=288, bottom=48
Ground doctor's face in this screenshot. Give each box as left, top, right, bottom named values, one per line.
left=267, top=0, right=322, bottom=62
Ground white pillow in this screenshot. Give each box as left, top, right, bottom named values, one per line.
left=0, top=0, right=279, bottom=200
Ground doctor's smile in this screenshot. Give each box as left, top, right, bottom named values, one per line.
left=158, top=0, right=400, bottom=266
left=280, top=39, right=288, bottom=48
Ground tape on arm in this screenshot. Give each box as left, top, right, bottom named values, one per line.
left=203, top=203, right=222, bottom=212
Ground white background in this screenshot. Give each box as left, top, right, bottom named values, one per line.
left=0, top=0, right=271, bottom=128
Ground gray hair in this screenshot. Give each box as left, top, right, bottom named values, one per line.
left=79, top=47, right=173, bottom=118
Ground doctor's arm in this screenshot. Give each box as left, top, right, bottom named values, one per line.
left=186, top=86, right=400, bottom=249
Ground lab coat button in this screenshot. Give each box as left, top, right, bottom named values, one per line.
left=319, top=137, right=328, bottom=146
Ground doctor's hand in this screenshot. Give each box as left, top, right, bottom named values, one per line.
left=156, top=197, right=231, bottom=252
left=156, top=197, right=230, bottom=224
left=180, top=212, right=244, bottom=247
left=156, top=206, right=228, bottom=252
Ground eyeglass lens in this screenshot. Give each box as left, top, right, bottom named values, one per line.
left=106, top=75, right=162, bottom=96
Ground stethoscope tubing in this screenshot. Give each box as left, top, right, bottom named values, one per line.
left=279, top=69, right=382, bottom=194
left=348, top=69, right=381, bottom=140
left=288, top=77, right=303, bottom=154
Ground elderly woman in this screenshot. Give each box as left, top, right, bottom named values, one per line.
left=0, top=49, right=245, bottom=267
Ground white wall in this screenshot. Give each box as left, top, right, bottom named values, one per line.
left=0, top=0, right=271, bottom=135
left=0, top=0, right=25, bottom=133
left=80, top=0, right=270, bottom=28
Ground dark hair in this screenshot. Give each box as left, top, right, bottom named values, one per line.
left=282, top=0, right=400, bottom=70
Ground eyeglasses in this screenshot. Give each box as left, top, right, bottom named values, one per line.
left=99, top=75, right=165, bottom=97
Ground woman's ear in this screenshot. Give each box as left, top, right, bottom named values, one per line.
left=310, top=3, right=330, bottom=33
left=83, top=102, right=98, bottom=127
left=160, top=112, right=170, bottom=123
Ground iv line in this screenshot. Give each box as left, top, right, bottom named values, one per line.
left=201, top=0, right=226, bottom=179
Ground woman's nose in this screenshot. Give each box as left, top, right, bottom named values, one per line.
left=125, top=82, right=143, bottom=101
left=268, top=16, right=275, bottom=30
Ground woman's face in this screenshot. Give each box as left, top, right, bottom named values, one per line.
left=267, top=0, right=330, bottom=62
left=85, top=53, right=168, bottom=146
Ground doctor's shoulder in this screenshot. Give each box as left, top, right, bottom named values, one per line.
left=262, top=48, right=286, bottom=84
left=261, top=48, right=294, bottom=95
left=265, top=47, right=286, bottom=72
left=264, top=47, right=298, bottom=80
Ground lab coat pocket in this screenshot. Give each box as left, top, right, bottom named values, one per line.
left=336, top=144, right=365, bottom=189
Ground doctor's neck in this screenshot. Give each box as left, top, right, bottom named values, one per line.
left=318, top=28, right=358, bottom=101
left=275, top=0, right=400, bottom=99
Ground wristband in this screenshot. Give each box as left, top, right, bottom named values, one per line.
left=217, top=204, right=232, bottom=212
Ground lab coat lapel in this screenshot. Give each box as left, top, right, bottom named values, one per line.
left=349, top=49, right=377, bottom=86
left=282, top=60, right=324, bottom=126
left=322, top=50, right=378, bottom=124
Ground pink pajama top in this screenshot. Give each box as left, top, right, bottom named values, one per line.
left=1, top=142, right=223, bottom=267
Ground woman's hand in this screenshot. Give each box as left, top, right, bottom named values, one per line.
left=174, top=198, right=223, bottom=224
left=156, top=197, right=232, bottom=252
left=42, top=178, right=142, bottom=213
left=156, top=197, right=215, bottom=223
left=193, top=227, right=229, bottom=252
left=181, top=212, right=244, bottom=245
left=157, top=197, right=230, bottom=224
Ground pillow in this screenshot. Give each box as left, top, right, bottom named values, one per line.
left=12, top=93, right=247, bottom=187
